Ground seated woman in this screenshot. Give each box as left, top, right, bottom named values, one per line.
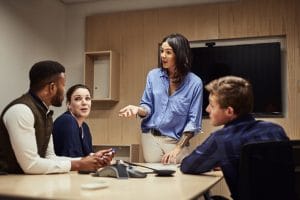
left=53, top=84, right=114, bottom=165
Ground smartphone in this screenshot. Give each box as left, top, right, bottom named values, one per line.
left=104, top=148, right=116, bottom=156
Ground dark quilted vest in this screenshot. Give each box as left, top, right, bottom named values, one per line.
left=0, top=93, right=53, bottom=173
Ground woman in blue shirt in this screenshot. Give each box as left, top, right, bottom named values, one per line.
left=119, top=33, right=203, bottom=164
left=53, top=84, right=114, bottom=164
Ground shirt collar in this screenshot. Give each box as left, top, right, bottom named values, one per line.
left=28, top=90, right=52, bottom=116
left=159, top=68, right=169, bottom=78
left=224, top=114, right=255, bottom=127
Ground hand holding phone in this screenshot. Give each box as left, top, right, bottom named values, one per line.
left=104, top=148, right=116, bottom=156
left=93, top=148, right=116, bottom=166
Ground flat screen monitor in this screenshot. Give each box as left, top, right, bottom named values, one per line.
left=191, top=41, right=283, bottom=117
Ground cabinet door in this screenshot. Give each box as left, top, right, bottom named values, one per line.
left=84, top=51, right=119, bottom=102
left=93, top=58, right=109, bottom=99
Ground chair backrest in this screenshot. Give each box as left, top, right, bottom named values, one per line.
left=237, top=140, right=297, bottom=200
left=291, top=140, right=300, bottom=200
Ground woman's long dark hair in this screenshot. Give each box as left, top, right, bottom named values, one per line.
left=159, top=33, right=192, bottom=84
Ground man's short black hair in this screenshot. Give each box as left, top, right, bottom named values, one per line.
left=29, top=60, right=65, bottom=92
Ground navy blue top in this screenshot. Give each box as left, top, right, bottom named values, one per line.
left=180, top=114, right=289, bottom=200
left=52, top=111, right=93, bottom=157
left=140, top=68, right=203, bottom=139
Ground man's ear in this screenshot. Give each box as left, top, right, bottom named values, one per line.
left=226, top=106, right=235, bottom=116
left=49, top=82, right=56, bottom=92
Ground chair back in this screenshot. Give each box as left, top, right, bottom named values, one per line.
left=237, top=140, right=297, bottom=200
left=291, top=140, right=300, bottom=200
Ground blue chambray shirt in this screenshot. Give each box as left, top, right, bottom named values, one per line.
left=140, top=68, right=203, bottom=139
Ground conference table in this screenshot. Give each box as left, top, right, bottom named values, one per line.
left=0, top=163, right=223, bottom=200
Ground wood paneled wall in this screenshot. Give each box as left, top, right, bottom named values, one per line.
left=85, top=0, right=299, bottom=197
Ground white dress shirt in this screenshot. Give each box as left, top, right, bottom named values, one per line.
left=3, top=104, right=79, bottom=174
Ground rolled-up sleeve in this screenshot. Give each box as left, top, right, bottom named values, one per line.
left=140, top=72, right=154, bottom=119
left=183, top=80, right=203, bottom=133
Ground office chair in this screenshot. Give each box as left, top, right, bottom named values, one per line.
left=237, top=140, right=298, bottom=200
left=291, top=140, right=300, bottom=200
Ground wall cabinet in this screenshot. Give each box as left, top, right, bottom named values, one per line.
left=84, top=51, right=119, bottom=102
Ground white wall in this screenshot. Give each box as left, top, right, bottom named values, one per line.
left=0, top=0, right=230, bottom=117
left=0, top=0, right=66, bottom=116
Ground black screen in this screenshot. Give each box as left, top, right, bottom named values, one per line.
left=191, top=42, right=282, bottom=117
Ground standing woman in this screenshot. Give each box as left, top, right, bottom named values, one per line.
left=53, top=84, right=114, bottom=164
left=119, top=33, right=203, bottom=164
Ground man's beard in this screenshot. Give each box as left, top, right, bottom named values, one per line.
left=51, top=91, right=64, bottom=107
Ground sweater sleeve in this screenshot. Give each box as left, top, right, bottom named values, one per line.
left=53, top=113, right=86, bottom=157
left=180, top=134, right=220, bottom=174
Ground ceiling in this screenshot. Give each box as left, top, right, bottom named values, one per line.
left=60, top=0, right=232, bottom=5
left=59, top=0, right=235, bottom=15
left=60, top=0, right=103, bottom=4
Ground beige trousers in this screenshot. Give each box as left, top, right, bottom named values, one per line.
left=141, top=133, right=191, bottom=163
